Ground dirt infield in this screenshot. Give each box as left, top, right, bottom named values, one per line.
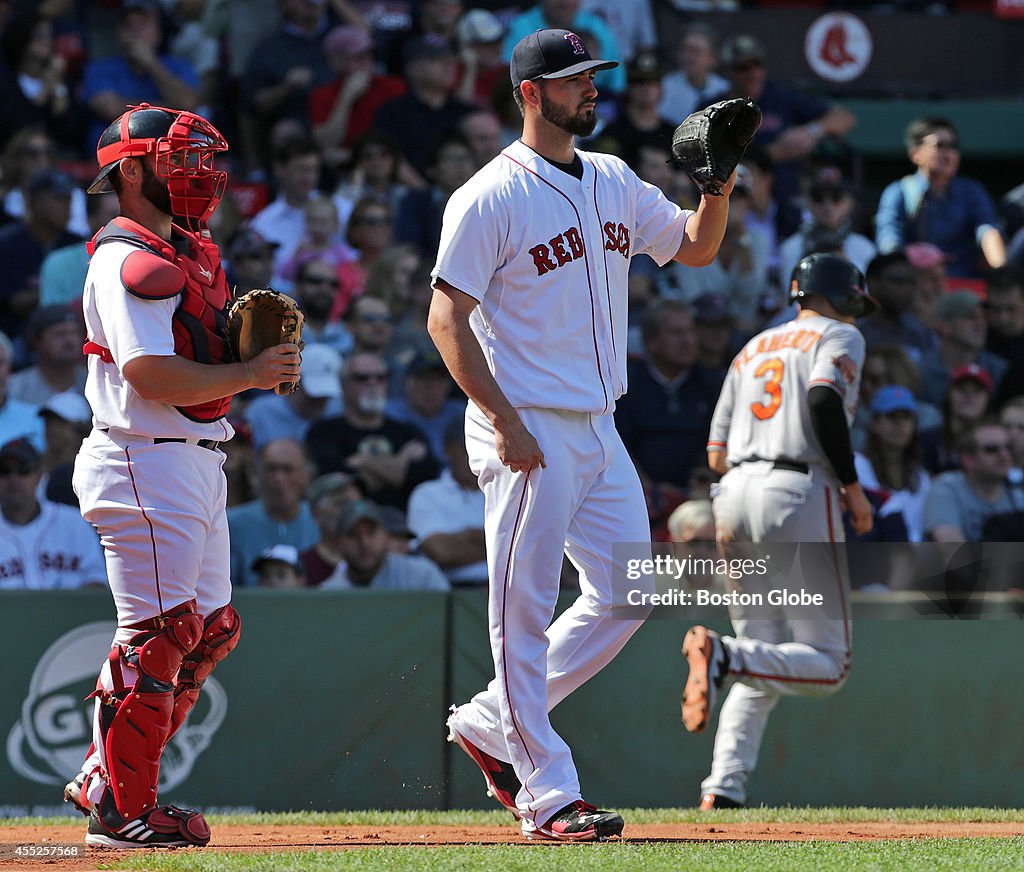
left=4, top=821, right=1024, bottom=871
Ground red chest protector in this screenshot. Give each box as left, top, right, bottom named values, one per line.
left=86, top=216, right=234, bottom=422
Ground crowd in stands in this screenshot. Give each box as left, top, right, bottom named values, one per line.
left=1, top=0, right=1022, bottom=593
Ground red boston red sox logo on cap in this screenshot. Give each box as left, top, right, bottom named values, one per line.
left=565, top=32, right=586, bottom=55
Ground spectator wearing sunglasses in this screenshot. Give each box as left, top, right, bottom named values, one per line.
left=292, top=257, right=353, bottom=356
left=329, top=195, right=395, bottom=320
left=778, top=166, right=875, bottom=295
left=305, top=351, right=439, bottom=508
left=875, top=117, right=1006, bottom=279
left=923, top=419, right=1023, bottom=542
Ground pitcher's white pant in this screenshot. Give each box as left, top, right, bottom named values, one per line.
left=450, top=405, right=652, bottom=832
left=72, top=428, right=231, bottom=806
left=703, top=462, right=852, bottom=805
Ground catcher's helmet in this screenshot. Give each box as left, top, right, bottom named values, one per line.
left=788, top=252, right=877, bottom=318
left=88, top=103, right=229, bottom=225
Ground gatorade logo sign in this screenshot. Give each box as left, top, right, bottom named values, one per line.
left=805, top=13, right=873, bottom=83
left=6, top=622, right=227, bottom=791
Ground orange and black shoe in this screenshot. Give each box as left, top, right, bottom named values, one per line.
left=682, top=625, right=730, bottom=733
left=700, top=792, right=744, bottom=811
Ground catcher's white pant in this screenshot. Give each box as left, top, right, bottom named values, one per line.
left=704, top=462, right=852, bottom=805
left=72, top=428, right=231, bottom=805
left=450, top=404, right=651, bottom=833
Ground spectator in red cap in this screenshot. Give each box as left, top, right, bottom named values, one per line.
left=918, top=290, right=1008, bottom=407
left=923, top=363, right=994, bottom=474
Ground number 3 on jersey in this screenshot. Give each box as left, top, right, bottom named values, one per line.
left=751, top=357, right=784, bottom=420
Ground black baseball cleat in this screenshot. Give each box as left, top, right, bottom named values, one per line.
left=528, top=800, right=624, bottom=842
left=447, top=715, right=522, bottom=818
left=63, top=772, right=91, bottom=817
left=682, top=625, right=729, bottom=733
left=700, top=792, right=744, bottom=811
left=86, top=804, right=211, bottom=848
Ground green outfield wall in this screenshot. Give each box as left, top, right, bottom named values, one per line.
left=2, top=590, right=1021, bottom=815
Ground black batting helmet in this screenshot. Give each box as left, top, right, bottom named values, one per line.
left=788, top=253, right=877, bottom=318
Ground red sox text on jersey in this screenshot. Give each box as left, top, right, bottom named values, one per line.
left=529, top=222, right=631, bottom=275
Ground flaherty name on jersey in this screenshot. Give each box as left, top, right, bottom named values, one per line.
left=732, top=328, right=823, bottom=372
left=529, top=222, right=631, bottom=276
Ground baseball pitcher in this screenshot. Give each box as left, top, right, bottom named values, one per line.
left=430, top=29, right=752, bottom=841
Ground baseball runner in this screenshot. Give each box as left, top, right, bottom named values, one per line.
left=430, top=29, right=737, bottom=841
left=683, top=252, right=874, bottom=809
left=63, top=104, right=300, bottom=847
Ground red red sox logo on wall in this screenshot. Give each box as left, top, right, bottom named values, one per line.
left=529, top=224, right=631, bottom=275
left=565, top=32, right=586, bottom=55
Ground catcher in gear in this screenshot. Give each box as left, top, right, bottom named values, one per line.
left=671, top=98, right=762, bottom=197
left=227, top=288, right=305, bottom=395
left=67, top=103, right=300, bottom=848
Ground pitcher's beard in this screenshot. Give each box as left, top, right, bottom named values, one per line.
left=539, top=91, right=597, bottom=137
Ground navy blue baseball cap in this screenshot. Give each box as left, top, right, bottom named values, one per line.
left=510, top=29, right=617, bottom=89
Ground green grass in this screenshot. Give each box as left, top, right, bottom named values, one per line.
left=98, top=839, right=1024, bottom=872
left=7, top=810, right=1023, bottom=871
left=7, top=806, right=1024, bottom=828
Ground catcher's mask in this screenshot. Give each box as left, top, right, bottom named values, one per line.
left=87, top=103, right=229, bottom=225
left=789, top=252, right=878, bottom=318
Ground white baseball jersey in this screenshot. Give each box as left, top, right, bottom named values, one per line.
left=708, top=315, right=865, bottom=474
left=432, top=139, right=690, bottom=415
left=82, top=241, right=234, bottom=441
left=0, top=502, right=106, bottom=589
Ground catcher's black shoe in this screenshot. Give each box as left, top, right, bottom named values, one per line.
left=682, top=625, right=730, bottom=733
left=63, top=772, right=91, bottom=817
left=528, top=800, right=624, bottom=842
left=700, top=792, right=744, bottom=811
left=86, top=803, right=211, bottom=848
left=447, top=714, right=522, bottom=818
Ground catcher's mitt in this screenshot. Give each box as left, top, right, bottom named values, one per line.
left=670, top=98, right=762, bottom=197
left=226, top=288, right=304, bottom=395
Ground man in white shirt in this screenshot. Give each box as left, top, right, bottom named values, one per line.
left=0, top=438, right=105, bottom=589
left=659, top=24, right=728, bottom=123
left=407, top=419, right=487, bottom=585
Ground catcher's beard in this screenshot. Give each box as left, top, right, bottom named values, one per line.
left=140, top=160, right=174, bottom=216
left=539, top=87, right=598, bottom=137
